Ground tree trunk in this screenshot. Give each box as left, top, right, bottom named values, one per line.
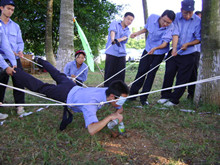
left=194, top=0, right=220, bottom=106
left=142, top=0, right=148, bottom=39
left=45, top=0, right=56, bottom=66
left=56, top=0, right=74, bottom=71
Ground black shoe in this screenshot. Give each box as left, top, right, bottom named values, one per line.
left=140, top=101, right=149, bottom=106
left=60, top=106, right=73, bottom=131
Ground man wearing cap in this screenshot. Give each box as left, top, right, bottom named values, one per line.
left=0, top=0, right=26, bottom=115
left=157, top=0, right=201, bottom=106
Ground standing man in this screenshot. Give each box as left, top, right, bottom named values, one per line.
left=104, top=12, right=134, bottom=87
left=0, top=0, right=26, bottom=115
left=187, top=11, right=202, bottom=99
left=129, top=10, right=175, bottom=106
left=157, top=0, right=201, bottom=106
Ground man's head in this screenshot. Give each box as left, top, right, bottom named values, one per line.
left=106, top=80, right=129, bottom=107
left=75, top=50, right=86, bottom=65
left=159, top=10, right=175, bottom=28
left=195, top=11, right=202, bottom=18
left=181, top=0, right=195, bottom=20
left=0, top=0, right=15, bottom=18
left=122, top=12, right=134, bottom=28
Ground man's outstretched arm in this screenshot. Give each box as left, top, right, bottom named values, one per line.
left=87, top=112, right=123, bottom=136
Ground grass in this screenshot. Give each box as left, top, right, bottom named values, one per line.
left=0, top=61, right=219, bottom=164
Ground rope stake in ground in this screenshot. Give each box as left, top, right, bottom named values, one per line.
left=1, top=75, right=220, bottom=107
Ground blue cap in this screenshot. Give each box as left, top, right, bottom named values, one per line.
left=0, top=0, right=15, bottom=7
left=181, top=0, right=195, bottom=11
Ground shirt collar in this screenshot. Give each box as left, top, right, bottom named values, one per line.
left=179, top=12, right=194, bottom=20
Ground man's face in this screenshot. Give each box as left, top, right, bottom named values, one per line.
left=0, top=5, right=15, bottom=18
left=75, top=54, right=85, bottom=65
left=181, top=9, right=194, bottom=20
left=159, top=15, right=173, bottom=27
left=111, top=93, right=128, bottom=108
left=123, top=15, right=134, bottom=27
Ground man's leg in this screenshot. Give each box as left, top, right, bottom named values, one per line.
left=36, top=58, right=71, bottom=85
left=140, top=55, right=164, bottom=103
left=12, top=59, right=25, bottom=104
left=0, top=71, right=9, bottom=103
left=169, top=53, right=196, bottom=104
left=160, top=52, right=177, bottom=99
left=129, top=50, right=152, bottom=98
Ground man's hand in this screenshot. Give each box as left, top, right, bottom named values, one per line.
left=148, top=47, right=157, bottom=54
left=181, top=43, right=189, bottom=50
left=112, top=39, right=121, bottom=47
left=130, top=32, right=138, bottom=38
left=17, top=51, right=24, bottom=58
left=5, top=66, right=16, bottom=76
left=109, top=112, right=123, bottom=123
left=71, top=74, right=76, bottom=78
left=171, top=48, right=178, bottom=56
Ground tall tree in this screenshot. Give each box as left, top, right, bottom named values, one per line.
left=45, top=0, right=56, bottom=66
left=142, top=0, right=148, bottom=39
left=194, top=0, right=220, bottom=106
left=56, top=0, right=74, bottom=71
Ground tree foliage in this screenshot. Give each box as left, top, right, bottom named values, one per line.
left=12, top=0, right=120, bottom=56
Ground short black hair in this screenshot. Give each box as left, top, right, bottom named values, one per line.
left=195, top=11, right=201, bottom=15
left=124, top=12, right=135, bottom=18
left=105, top=80, right=129, bottom=97
left=161, top=10, right=176, bottom=21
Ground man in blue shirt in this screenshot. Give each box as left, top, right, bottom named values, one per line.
left=64, top=50, right=88, bottom=86
left=187, top=11, right=202, bottom=100
left=10, top=58, right=129, bottom=135
left=104, top=12, right=134, bottom=87
left=129, top=10, right=175, bottom=106
left=0, top=0, right=26, bottom=115
left=158, top=0, right=201, bottom=106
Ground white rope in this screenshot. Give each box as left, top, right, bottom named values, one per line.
left=68, top=76, right=88, bottom=88
left=0, top=82, right=64, bottom=104
left=128, top=49, right=182, bottom=87
left=21, top=56, right=43, bottom=68
left=96, top=51, right=150, bottom=87
left=1, top=75, right=220, bottom=107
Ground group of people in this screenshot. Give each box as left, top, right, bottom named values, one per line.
left=0, top=0, right=202, bottom=136
left=104, top=0, right=201, bottom=107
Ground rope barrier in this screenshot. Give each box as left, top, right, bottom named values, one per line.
left=128, top=49, right=182, bottom=87
left=1, top=75, right=220, bottom=107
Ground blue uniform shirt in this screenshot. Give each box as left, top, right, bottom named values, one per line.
left=67, top=86, right=107, bottom=128
left=105, top=21, right=131, bottom=57
left=0, top=55, right=9, bottom=69
left=0, top=19, right=24, bottom=59
left=145, top=14, right=174, bottom=55
left=173, top=12, right=201, bottom=55
left=64, top=60, right=88, bottom=82
left=0, top=23, right=16, bottom=68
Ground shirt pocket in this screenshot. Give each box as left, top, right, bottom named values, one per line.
left=9, top=32, right=17, bottom=45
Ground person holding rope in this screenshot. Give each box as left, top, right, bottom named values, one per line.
left=64, top=50, right=88, bottom=86
left=0, top=0, right=26, bottom=115
left=157, top=0, right=201, bottom=106
left=104, top=12, right=134, bottom=87
left=128, top=10, right=175, bottom=106
left=9, top=57, right=129, bottom=136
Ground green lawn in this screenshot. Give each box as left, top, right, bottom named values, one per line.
left=0, top=61, right=219, bottom=164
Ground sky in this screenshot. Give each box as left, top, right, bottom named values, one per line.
left=108, top=0, right=202, bottom=28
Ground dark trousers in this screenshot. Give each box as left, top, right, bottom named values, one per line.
left=187, top=51, right=200, bottom=97
left=0, top=59, right=25, bottom=103
left=130, top=50, right=165, bottom=102
left=161, top=50, right=196, bottom=104
left=104, top=54, right=126, bottom=87
left=13, top=59, right=76, bottom=102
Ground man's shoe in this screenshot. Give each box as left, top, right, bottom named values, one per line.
left=0, top=113, right=8, bottom=120
left=164, top=101, right=177, bottom=107
left=140, top=101, right=149, bottom=106
left=17, top=106, right=25, bottom=115
left=157, top=99, right=168, bottom=104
